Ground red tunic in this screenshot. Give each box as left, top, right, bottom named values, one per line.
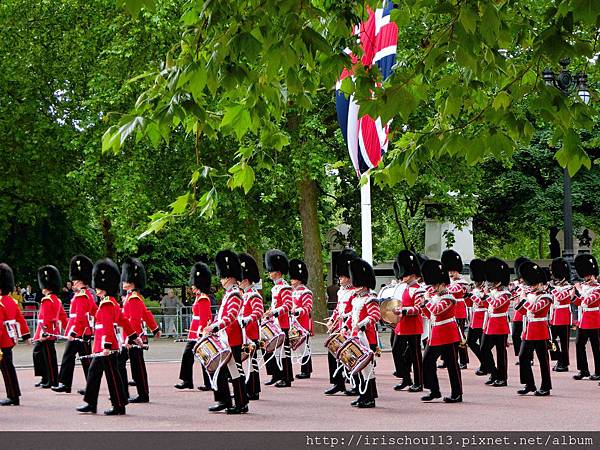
left=292, top=284, right=313, bottom=331
left=394, top=280, right=424, bottom=336
left=0, top=295, right=30, bottom=348
left=270, top=279, right=293, bottom=330
left=517, top=292, right=552, bottom=341
left=448, top=278, right=469, bottom=320
left=470, top=288, right=488, bottom=330
left=241, top=288, right=264, bottom=341
left=213, top=286, right=243, bottom=347
left=121, top=291, right=159, bottom=342
left=65, top=288, right=96, bottom=338
left=330, top=285, right=355, bottom=332
left=92, top=296, right=137, bottom=352
left=347, top=290, right=380, bottom=346
left=188, top=293, right=212, bottom=340
left=573, top=282, right=600, bottom=329
left=421, top=293, right=460, bottom=346
left=550, top=283, right=573, bottom=326
left=484, top=289, right=510, bottom=335
left=33, top=294, right=64, bottom=341
left=511, top=283, right=529, bottom=322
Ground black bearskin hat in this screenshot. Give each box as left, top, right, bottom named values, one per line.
left=264, top=249, right=289, bottom=275
left=0, top=263, right=15, bottom=295
left=513, top=256, right=529, bottom=279
left=421, top=259, right=450, bottom=286
left=396, top=250, right=421, bottom=278
left=519, top=261, right=546, bottom=286
left=392, top=260, right=400, bottom=280
left=215, top=250, right=242, bottom=280
left=441, top=249, right=463, bottom=273
left=189, top=262, right=212, bottom=294
left=69, top=255, right=93, bottom=285
left=239, top=253, right=260, bottom=283
left=485, top=257, right=510, bottom=286
left=38, top=265, right=61, bottom=293
left=335, top=248, right=357, bottom=278
left=469, top=259, right=487, bottom=283
left=121, top=256, right=147, bottom=289
left=551, top=257, right=571, bottom=282
left=349, top=258, right=376, bottom=290
left=575, top=253, right=599, bottom=278
left=92, top=258, right=120, bottom=297
left=289, top=259, right=309, bottom=285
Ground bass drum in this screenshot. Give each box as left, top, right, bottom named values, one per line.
left=194, top=335, right=232, bottom=373
left=380, top=298, right=401, bottom=325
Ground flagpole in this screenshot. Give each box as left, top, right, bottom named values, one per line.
left=361, top=175, right=373, bottom=266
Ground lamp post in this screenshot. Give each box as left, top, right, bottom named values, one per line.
left=541, top=58, right=591, bottom=267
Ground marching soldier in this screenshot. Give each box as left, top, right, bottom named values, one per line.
left=205, top=250, right=248, bottom=414
left=175, top=262, right=212, bottom=391
left=420, top=259, right=463, bottom=403
left=392, top=250, right=424, bottom=392
left=53, top=255, right=97, bottom=394
left=465, top=259, right=489, bottom=376
left=510, top=256, right=530, bottom=364
left=572, top=254, right=600, bottom=381
left=514, top=261, right=552, bottom=396
left=549, top=257, right=573, bottom=372
left=441, top=250, right=469, bottom=369
left=378, top=260, right=402, bottom=377
left=33, top=265, right=67, bottom=388
left=289, top=258, right=313, bottom=379
left=324, top=248, right=356, bottom=395
left=480, top=257, right=511, bottom=387
left=77, top=258, right=141, bottom=415
left=238, top=253, right=264, bottom=399
left=263, top=249, right=294, bottom=387
left=345, top=258, right=380, bottom=408
left=118, top=257, right=161, bottom=403
left=0, top=263, right=31, bottom=406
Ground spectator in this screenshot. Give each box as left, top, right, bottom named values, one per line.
left=10, top=287, right=23, bottom=309
left=62, top=280, right=74, bottom=306
left=160, top=288, right=183, bottom=337
left=23, top=284, right=37, bottom=303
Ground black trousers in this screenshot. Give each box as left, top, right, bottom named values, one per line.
left=178, top=340, right=211, bottom=388
left=246, top=340, right=261, bottom=397
left=0, top=347, right=21, bottom=400
left=300, top=337, right=313, bottom=375
left=393, top=334, right=423, bottom=385
left=213, top=345, right=248, bottom=408
left=423, top=342, right=462, bottom=397
left=58, top=338, right=91, bottom=388
left=327, top=351, right=345, bottom=387
left=390, top=332, right=402, bottom=375
left=32, top=340, right=58, bottom=386
left=84, top=352, right=128, bottom=408
left=456, top=319, right=469, bottom=365
left=356, top=344, right=379, bottom=403
left=466, top=327, right=484, bottom=369
left=480, top=334, right=508, bottom=382
left=519, top=340, right=552, bottom=391
left=550, top=324, right=570, bottom=367
left=512, top=321, right=523, bottom=357
left=265, top=329, right=293, bottom=383
left=118, top=346, right=149, bottom=398
left=575, top=328, right=600, bottom=375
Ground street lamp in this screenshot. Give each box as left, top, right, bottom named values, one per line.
left=541, top=58, right=592, bottom=269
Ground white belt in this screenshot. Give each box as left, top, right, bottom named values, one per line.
left=432, top=318, right=455, bottom=327
left=192, top=315, right=200, bottom=320
left=582, top=307, right=600, bottom=312
left=488, top=312, right=508, bottom=318
left=528, top=317, right=548, bottom=322
left=474, top=308, right=487, bottom=312
left=38, top=319, right=44, bottom=323
left=553, top=304, right=570, bottom=309
left=455, top=299, right=465, bottom=303
left=69, top=313, right=77, bottom=318
left=4, top=319, right=16, bottom=324
left=95, top=324, right=103, bottom=329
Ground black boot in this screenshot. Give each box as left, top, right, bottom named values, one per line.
left=394, top=379, right=412, bottom=391
left=76, top=403, right=97, bottom=414
left=174, top=381, right=194, bottom=390
left=0, top=398, right=19, bottom=406
left=324, top=385, right=345, bottom=395
left=128, top=395, right=149, bottom=403
left=208, top=402, right=228, bottom=412
left=421, top=391, right=442, bottom=401
left=517, top=386, right=536, bottom=395
left=51, top=384, right=71, bottom=393
left=443, top=395, right=463, bottom=403
left=104, top=406, right=126, bottom=415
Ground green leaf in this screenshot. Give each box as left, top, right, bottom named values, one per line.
left=459, top=6, right=478, bottom=34
left=492, top=91, right=511, bottom=110
left=169, top=193, right=190, bottom=215
left=220, top=105, right=251, bottom=140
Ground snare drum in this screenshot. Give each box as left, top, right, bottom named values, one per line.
left=194, top=334, right=232, bottom=373
left=260, top=321, right=285, bottom=353
left=324, top=332, right=346, bottom=357
left=289, top=321, right=309, bottom=351
left=337, top=337, right=374, bottom=374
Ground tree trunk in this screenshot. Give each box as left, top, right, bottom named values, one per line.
left=101, top=216, right=116, bottom=259
left=298, top=175, right=327, bottom=325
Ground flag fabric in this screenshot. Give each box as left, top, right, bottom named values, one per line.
left=335, top=1, right=398, bottom=176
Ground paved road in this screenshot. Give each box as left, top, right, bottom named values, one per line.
left=2, top=334, right=597, bottom=431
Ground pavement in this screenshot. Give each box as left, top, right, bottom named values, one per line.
left=2, top=332, right=598, bottom=431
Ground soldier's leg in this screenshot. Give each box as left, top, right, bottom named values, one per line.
left=518, top=341, right=536, bottom=389
left=83, top=357, right=103, bottom=408
left=117, top=348, right=130, bottom=398
left=534, top=341, right=552, bottom=392
left=103, top=353, right=128, bottom=410
left=58, top=340, right=79, bottom=388
left=575, top=328, right=590, bottom=374
left=178, top=341, right=195, bottom=384
left=0, top=347, right=21, bottom=402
